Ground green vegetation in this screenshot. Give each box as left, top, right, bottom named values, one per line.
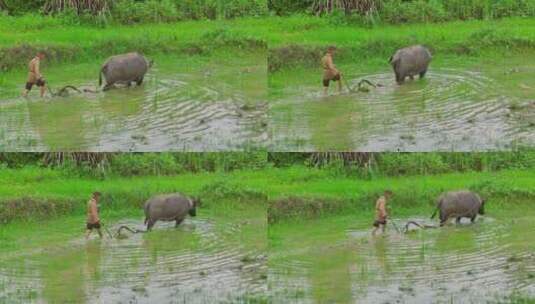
left=1, top=151, right=534, bottom=224
left=268, top=166, right=535, bottom=222
left=269, top=0, right=535, bottom=24
left=269, top=151, right=535, bottom=176
left=1, top=0, right=267, bottom=22
left=0, top=18, right=267, bottom=74
left=267, top=16, right=535, bottom=71
left=0, top=152, right=269, bottom=223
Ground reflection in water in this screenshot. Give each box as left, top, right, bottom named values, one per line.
left=310, top=244, right=355, bottom=303
left=271, top=68, right=535, bottom=151
left=0, top=217, right=266, bottom=303
left=269, top=213, right=535, bottom=303
left=41, top=247, right=88, bottom=303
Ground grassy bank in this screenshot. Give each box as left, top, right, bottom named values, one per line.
left=267, top=16, right=535, bottom=71
left=0, top=166, right=269, bottom=266
left=0, top=166, right=269, bottom=224
left=0, top=16, right=269, bottom=98
left=1, top=164, right=534, bottom=224
left=3, top=15, right=535, bottom=74
left=266, top=166, right=535, bottom=223
left=0, top=17, right=268, bottom=74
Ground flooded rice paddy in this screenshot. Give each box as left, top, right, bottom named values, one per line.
left=268, top=204, right=535, bottom=303
left=0, top=53, right=267, bottom=151
left=270, top=54, right=535, bottom=151
left=0, top=205, right=266, bottom=303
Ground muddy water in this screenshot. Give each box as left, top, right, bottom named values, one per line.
left=0, top=215, right=266, bottom=303
left=269, top=208, right=535, bottom=303
left=0, top=55, right=267, bottom=151
left=270, top=57, right=535, bottom=151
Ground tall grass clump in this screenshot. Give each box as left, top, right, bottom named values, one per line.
left=269, top=0, right=535, bottom=23
left=111, top=0, right=179, bottom=24
left=267, top=152, right=535, bottom=178
left=2, top=0, right=267, bottom=23
left=0, top=152, right=269, bottom=178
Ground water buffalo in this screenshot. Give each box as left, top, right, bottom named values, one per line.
left=389, top=45, right=432, bottom=84
left=431, top=190, right=485, bottom=226
left=99, top=52, right=153, bottom=91
left=144, top=193, right=200, bottom=231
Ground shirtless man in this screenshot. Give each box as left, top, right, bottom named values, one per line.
left=85, top=192, right=103, bottom=239
left=321, top=46, right=343, bottom=95
left=372, top=190, right=393, bottom=236
left=22, top=52, right=47, bottom=98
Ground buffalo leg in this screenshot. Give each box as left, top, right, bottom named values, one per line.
left=470, top=215, right=476, bottom=223
left=136, top=77, right=144, bottom=86
left=175, top=218, right=184, bottom=228
left=419, top=69, right=427, bottom=78
left=440, top=213, right=448, bottom=227
left=409, top=75, right=414, bottom=80
left=147, top=219, right=155, bottom=231
left=456, top=217, right=462, bottom=224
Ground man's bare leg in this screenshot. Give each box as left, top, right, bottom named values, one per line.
left=338, top=77, right=343, bottom=93
left=372, top=227, right=379, bottom=236
left=96, top=228, right=103, bottom=239
left=85, top=229, right=92, bottom=239
left=381, top=224, right=386, bottom=234
left=323, top=86, right=328, bottom=96
left=40, top=85, right=46, bottom=98
left=22, top=89, right=29, bottom=97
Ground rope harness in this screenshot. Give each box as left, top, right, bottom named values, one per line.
left=47, top=85, right=100, bottom=97
left=101, top=223, right=147, bottom=239
left=344, top=78, right=384, bottom=93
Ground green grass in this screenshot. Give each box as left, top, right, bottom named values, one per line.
left=264, top=15, right=535, bottom=47
left=3, top=15, right=535, bottom=71
left=0, top=166, right=269, bottom=222
left=1, top=165, right=534, bottom=224
left=267, top=16, right=535, bottom=71
left=265, top=166, right=535, bottom=222
left=0, top=16, right=270, bottom=48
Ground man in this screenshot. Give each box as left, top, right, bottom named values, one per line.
left=321, top=46, right=343, bottom=95
left=372, top=190, right=393, bottom=236
left=85, top=192, right=103, bottom=239
left=22, top=51, right=47, bottom=98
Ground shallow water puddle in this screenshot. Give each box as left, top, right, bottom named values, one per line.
left=0, top=216, right=266, bottom=303
left=0, top=55, right=267, bottom=151
left=270, top=56, right=535, bottom=151
left=269, top=212, right=535, bottom=303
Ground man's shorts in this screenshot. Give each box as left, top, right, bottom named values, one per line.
left=86, top=221, right=101, bottom=230
left=323, top=74, right=341, bottom=87
left=25, top=78, right=46, bottom=91
left=373, top=219, right=387, bottom=227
